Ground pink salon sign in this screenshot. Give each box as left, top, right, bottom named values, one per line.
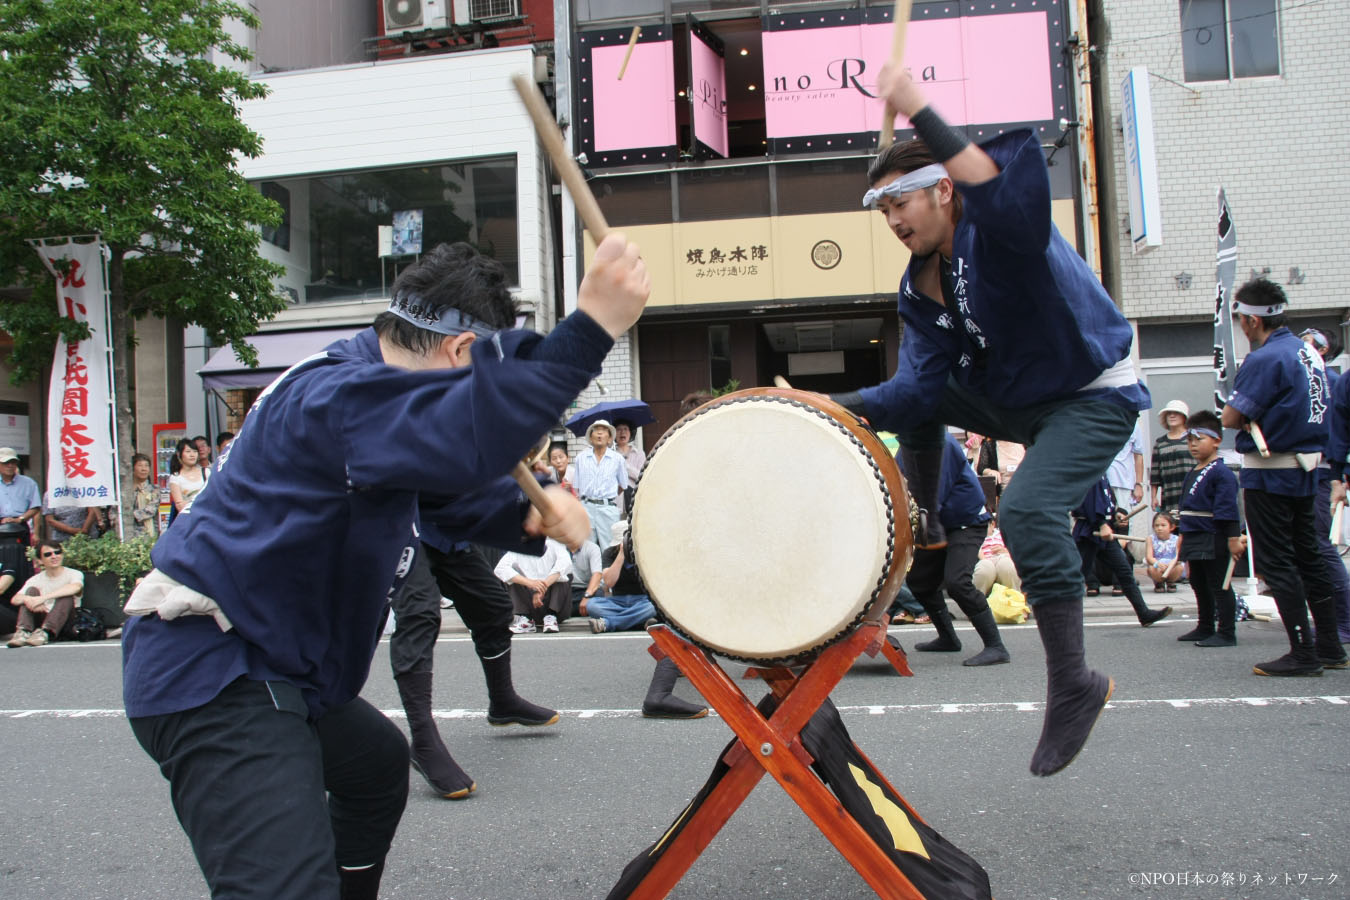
left=765, top=10, right=1055, bottom=140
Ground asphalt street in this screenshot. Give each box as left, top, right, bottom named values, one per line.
left=1, top=613, right=1346, bottom=900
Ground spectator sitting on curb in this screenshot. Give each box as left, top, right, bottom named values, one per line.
left=494, top=538, right=572, bottom=634
left=586, top=521, right=656, bottom=633
left=7, top=540, right=83, bottom=648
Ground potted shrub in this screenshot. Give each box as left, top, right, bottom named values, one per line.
left=51, top=532, right=156, bottom=625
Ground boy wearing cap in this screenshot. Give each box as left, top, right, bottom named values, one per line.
left=1174, top=410, right=1242, bottom=647
left=1151, top=400, right=1192, bottom=515
left=573, top=419, right=627, bottom=548
left=1221, top=277, right=1347, bottom=675
left=119, top=237, right=649, bottom=900
left=829, top=66, right=1149, bottom=776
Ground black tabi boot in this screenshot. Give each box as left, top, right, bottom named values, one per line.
left=1030, top=599, right=1113, bottom=777
left=480, top=648, right=560, bottom=727
left=963, top=608, right=1011, bottom=666
left=1196, top=588, right=1237, bottom=647
left=395, top=671, right=476, bottom=799
left=1122, top=579, right=1171, bottom=626
left=1177, top=585, right=1215, bottom=641
left=900, top=445, right=947, bottom=549
left=1253, top=597, right=1322, bottom=677
left=641, top=658, right=708, bottom=719
left=914, top=608, right=962, bottom=652
left=1308, top=595, right=1349, bottom=667
left=338, top=859, right=385, bottom=900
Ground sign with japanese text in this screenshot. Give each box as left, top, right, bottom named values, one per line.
left=38, top=241, right=116, bottom=506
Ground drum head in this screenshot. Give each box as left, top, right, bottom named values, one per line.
left=631, top=395, right=895, bottom=664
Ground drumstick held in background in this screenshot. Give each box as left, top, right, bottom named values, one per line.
left=617, top=26, right=641, bottom=80
left=773, top=375, right=793, bottom=389
left=878, top=0, right=913, bottom=149
left=1221, top=555, right=1237, bottom=591
left=1125, top=502, right=1151, bottom=520
left=1250, top=421, right=1271, bottom=458
left=512, top=73, right=610, bottom=240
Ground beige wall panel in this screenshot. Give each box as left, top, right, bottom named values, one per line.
left=771, top=212, right=875, bottom=300
left=583, top=224, right=680, bottom=309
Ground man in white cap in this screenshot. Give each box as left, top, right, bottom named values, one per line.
left=0, top=448, right=41, bottom=604
left=1151, top=400, right=1192, bottom=514
left=573, top=419, right=627, bottom=547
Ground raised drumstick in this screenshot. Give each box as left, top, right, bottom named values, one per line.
left=512, top=73, right=610, bottom=240
left=617, top=26, right=642, bottom=80
left=878, top=0, right=913, bottom=149
left=773, top=375, right=792, bottom=389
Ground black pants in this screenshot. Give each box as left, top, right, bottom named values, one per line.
left=1244, top=488, right=1332, bottom=609
left=389, top=544, right=512, bottom=677
left=1078, top=539, right=1150, bottom=617
left=1187, top=552, right=1237, bottom=637
left=906, top=524, right=991, bottom=619
left=129, top=677, right=409, bottom=900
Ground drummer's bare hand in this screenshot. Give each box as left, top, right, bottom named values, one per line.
left=578, top=233, right=650, bottom=339
left=877, top=62, right=926, bottom=119
left=1331, top=479, right=1346, bottom=507
left=1229, top=535, right=1247, bottom=559
left=523, top=486, right=591, bottom=547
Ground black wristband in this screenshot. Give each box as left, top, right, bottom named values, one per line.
left=909, top=105, right=970, bottom=163
left=830, top=391, right=868, bottom=417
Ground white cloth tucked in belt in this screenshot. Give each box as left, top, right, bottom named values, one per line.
left=1179, top=510, right=1213, bottom=517
left=1078, top=356, right=1139, bottom=392
left=123, top=569, right=233, bottom=632
left=1242, top=451, right=1321, bottom=472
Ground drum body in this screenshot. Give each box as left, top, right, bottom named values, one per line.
left=630, top=389, right=913, bottom=666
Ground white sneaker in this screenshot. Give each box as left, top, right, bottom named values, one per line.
left=542, top=615, right=559, bottom=633
left=508, top=615, right=535, bottom=634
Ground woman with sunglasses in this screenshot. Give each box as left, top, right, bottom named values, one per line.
left=6, top=540, right=83, bottom=648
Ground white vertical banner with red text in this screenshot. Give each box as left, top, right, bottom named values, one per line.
left=36, top=240, right=117, bottom=507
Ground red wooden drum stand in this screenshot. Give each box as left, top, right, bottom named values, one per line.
left=620, top=622, right=940, bottom=900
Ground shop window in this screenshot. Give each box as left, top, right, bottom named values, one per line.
left=681, top=166, right=770, bottom=221
left=774, top=158, right=870, bottom=216
left=1180, top=0, right=1280, bottom=82
left=255, top=156, right=517, bottom=304
left=709, top=324, right=732, bottom=391
left=594, top=173, right=675, bottom=226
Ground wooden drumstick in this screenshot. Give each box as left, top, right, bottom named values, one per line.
left=773, top=375, right=792, bottom=389
left=512, top=73, right=610, bottom=240
left=1125, top=502, right=1151, bottom=520
left=617, top=26, right=641, bottom=80
left=512, top=462, right=555, bottom=517
left=1221, top=555, right=1237, bottom=591
left=1250, top=421, right=1271, bottom=458
left=1160, top=558, right=1178, bottom=581
left=878, top=0, right=914, bottom=149
left=1110, top=533, right=1147, bottom=544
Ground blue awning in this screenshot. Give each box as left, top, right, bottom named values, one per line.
left=197, top=328, right=362, bottom=390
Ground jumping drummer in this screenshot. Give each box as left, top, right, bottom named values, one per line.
left=830, top=65, right=1150, bottom=776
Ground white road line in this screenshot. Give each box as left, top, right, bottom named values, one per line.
left=4, top=695, right=1346, bottom=721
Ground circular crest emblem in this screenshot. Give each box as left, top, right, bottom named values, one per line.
left=811, top=240, right=842, bottom=270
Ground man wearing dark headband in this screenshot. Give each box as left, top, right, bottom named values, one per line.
left=1222, top=278, right=1346, bottom=675
left=119, top=235, right=650, bottom=899
left=831, top=65, right=1150, bottom=777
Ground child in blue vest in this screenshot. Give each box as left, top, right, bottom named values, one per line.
left=1174, top=410, right=1242, bottom=647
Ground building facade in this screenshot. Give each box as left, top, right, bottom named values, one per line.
left=558, top=0, right=1091, bottom=444
left=1092, top=0, right=1350, bottom=423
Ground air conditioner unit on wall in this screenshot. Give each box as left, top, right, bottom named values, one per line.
left=451, top=0, right=522, bottom=24
left=383, top=0, right=450, bottom=35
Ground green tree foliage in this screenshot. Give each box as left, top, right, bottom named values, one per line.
left=0, top=0, right=286, bottom=522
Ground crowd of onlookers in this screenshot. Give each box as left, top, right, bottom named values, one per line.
left=0, top=431, right=233, bottom=649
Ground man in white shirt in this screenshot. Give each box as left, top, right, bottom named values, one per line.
left=494, top=538, right=572, bottom=634
left=572, top=420, right=627, bottom=547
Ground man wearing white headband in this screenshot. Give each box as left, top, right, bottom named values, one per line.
left=829, top=64, right=1150, bottom=778
left=121, top=236, right=650, bottom=899
left=1222, top=277, right=1346, bottom=676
